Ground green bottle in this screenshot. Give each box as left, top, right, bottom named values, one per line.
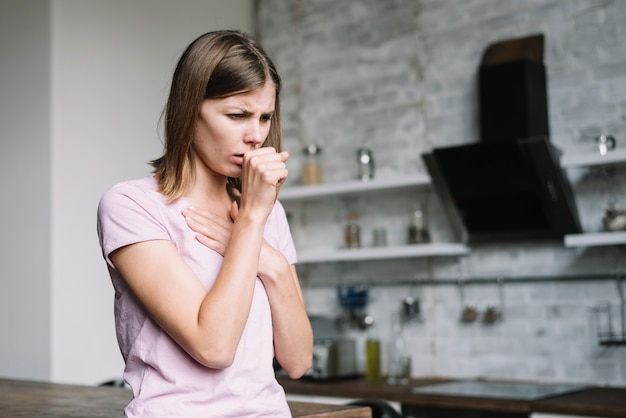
left=364, top=317, right=381, bottom=382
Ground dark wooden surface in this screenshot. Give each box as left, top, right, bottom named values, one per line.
left=278, top=376, right=531, bottom=413
left=532, top=387, right=626, bottom=418
left=0, top=378, right=370, bottom=418
left=278, top=376, right=452, bottom=404
left=278, top=376, right=626, bottom=418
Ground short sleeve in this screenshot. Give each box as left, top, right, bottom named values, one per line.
left=97, top=181, right=170, bottom=266
left=269, top=200, right=297, bottom=265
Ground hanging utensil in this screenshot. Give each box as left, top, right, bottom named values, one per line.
left=483, top=277, right=504, bottom=324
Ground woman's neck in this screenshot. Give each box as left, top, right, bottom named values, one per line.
left=185, top=172, right=232, bottom=214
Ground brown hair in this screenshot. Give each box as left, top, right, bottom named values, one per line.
left=151, top=30, right=282, bottom=202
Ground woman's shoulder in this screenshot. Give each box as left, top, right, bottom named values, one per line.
left=97, top=176, right=173, bottom=258
left=98, top=176, right=163, bottom=213
left=105, top=176, right=158, bottom=195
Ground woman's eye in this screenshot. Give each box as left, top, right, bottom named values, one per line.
left=260, top=114, right=272, bottom=122
left=228, top=114, right=244, bottom=119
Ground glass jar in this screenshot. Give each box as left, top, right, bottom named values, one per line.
left=302, top=144, right=323, bottom=185
left=344, top=213, right=361, bottom=248
left=407, top=203, right=430, bottom=244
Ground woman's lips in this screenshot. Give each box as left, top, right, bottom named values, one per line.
left=233, top=154, right=244, bottom=166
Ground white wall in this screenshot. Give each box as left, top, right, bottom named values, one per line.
left=0, top=0, right=52, bottom=381
left=50, top=0, right=254, bottom=385
left=0, top=0, right=253, bottom=385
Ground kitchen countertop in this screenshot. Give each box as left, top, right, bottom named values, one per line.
left=0, top=378, right=371, bottom=418
left=277, top=376, right=626, bottom=418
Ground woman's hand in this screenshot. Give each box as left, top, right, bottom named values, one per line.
left=183, top=203, right=286, bottom=281
left=239, top=147, right=289, bottom=217
left=182, top=203, right=237, bottom=256
left=182, top=147, right=288, bottom=255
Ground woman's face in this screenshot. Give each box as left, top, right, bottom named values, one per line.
left=192, top=82, right=276, bottom=180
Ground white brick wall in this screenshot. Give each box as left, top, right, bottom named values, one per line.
left=257, top=0, right=626, bottom=385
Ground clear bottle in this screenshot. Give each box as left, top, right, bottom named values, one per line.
left=302, top=144, right=323, bottom=185
left=344, top=213, right=361, bottom=248
left=386, top=314, right=411, bottom=385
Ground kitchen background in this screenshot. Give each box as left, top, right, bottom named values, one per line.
left=1, top=0, right=625, bottom=388
left=254, top=0, right=626, bottom=386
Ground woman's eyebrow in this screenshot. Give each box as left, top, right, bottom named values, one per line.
left=230, top=107, right=275, bottom=117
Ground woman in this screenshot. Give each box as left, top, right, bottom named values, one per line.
left=97, top=30, right=313, bottom=417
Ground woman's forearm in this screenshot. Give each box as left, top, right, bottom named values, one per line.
left=195, top=211, right=266, bottom=367
left=258, top=248, right=313, bottom=378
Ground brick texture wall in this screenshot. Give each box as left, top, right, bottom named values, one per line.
left=256, top=0, right=626, bottom=385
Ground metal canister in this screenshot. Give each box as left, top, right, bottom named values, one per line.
left=356, top=147, right=374, bottom=181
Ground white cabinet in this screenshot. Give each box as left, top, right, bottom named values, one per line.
left=280, top=174, right=469, bottom=263
left=561, top=150, right=626, bottom=248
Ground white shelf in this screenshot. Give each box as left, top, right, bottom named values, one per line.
left=560, top=148, right=626, bottom=168
left=279, top=173, right=430, bottom=201
left=296, top=243, right=469, bottom=263
left=281, top=173, right=467, bottom=263
left=564, top=231, right=626, bottom=248
left=560, top=149, right=626, bottom=248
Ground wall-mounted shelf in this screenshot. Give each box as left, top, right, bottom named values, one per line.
left=279, top=173, right=430, bottom=201
left=564, top=231, right=626, bottom=248
left=297, top=243, right=469, bottom=263
left=561, top=149, right=626, bottom=247
left=281, top=173, right=468, bottom=263
left=560, top=148, right=626, bottom=168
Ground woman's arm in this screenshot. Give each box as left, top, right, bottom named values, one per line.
left=184, top=204, right=313, bottom=378
left=110, top=202, right=266, bottom=368
left=257, top=246, right=313, bottom=379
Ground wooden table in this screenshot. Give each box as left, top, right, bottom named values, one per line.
left=0, top=378, right=370, bottom=417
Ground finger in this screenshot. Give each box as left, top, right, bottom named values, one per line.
left=183, top=208, right=232, bottom=241
left=243, top=147, right=276, bottom=162
left=194, top=233, right=227, bottom=256
left=244, top=148, right=288, bottom=166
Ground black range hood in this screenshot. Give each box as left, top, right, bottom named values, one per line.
left=422, top=137, right=582, bottom=243
left=422, top=34, right=581, bottom=243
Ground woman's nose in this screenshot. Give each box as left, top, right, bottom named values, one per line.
left=244, top=121, right=264, bottom=146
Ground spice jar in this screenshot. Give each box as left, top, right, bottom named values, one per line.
left=344, top=213, right=361, bottom=248
left=302, top=144, right=323, bottom=185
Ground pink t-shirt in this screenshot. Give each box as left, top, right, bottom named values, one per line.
left=97, top=176, right=296, bottom=417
